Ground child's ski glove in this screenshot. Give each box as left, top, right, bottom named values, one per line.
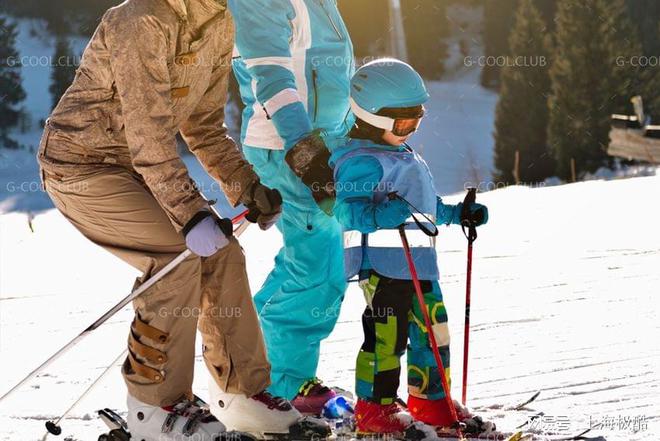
left=182, top=211, right=233, bottom=257
left=285, top=133, right=335, bottom=216
left=375, top=199, right=411, bottom=229
left=460, top=202, right=489, bottom=226
left=436, top=198, right=488, bottom=226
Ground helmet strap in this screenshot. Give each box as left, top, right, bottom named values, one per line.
left=349, top=119, right=388, bottom=145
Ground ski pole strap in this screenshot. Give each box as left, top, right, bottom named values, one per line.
left=389, top=193, right=439, bottom=237
left=461, top=187, right=478, bottom=243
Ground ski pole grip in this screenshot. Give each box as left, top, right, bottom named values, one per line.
left=463, top=187, right=477, bottom=206
left=461, top=187, right=478, bottom=243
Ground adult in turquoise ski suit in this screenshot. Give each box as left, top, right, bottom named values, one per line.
left=228, top=0, right=354, bottom=399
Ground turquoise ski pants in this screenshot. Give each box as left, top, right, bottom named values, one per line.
left=243, top=146, right=347, bottom=399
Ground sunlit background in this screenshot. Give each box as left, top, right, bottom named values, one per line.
left=2, top=0, right=658, bottom=214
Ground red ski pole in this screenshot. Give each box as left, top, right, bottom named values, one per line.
left=398, top=226, right=466, bottom=440
left=460, top=188, right=478, bottom=406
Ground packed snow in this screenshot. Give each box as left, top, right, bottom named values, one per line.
left=1, top=170, right=659, bottom=440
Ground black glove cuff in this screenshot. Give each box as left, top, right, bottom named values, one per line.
left=182, top=211, right=234, bottom=238
left=245, top=203, right=261, bottom=224
left=182, top=211, right=213, bottom=236
left=216, top=217, right=234, bottom=238
left=285, top=134, right=330, bottom=178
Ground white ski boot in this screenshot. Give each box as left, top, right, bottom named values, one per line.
left=209, top=379, right=331, bottom=440
left=125, top=393, right=230, bottom=441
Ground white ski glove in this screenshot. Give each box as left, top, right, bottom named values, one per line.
left=183, top=211, right=232, bottom=257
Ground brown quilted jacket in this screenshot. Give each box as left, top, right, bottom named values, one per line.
left=38, top=0, right=258, bottom=231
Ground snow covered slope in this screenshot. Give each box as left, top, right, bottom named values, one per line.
left=1, top=174, right=659, bottom=440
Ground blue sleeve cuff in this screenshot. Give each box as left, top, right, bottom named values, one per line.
left=436, top=197, right=462, bottom=225
left=271, top=101, right=314, bottom=149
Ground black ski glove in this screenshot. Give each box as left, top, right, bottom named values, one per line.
left=284, top=133, right=335, bottom=215
left=460, top=202, right=488, bottom=227
left=241, top=182, right=283, bottom=230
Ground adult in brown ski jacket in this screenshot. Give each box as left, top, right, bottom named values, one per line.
left=38, top=0, right=286, bottom=424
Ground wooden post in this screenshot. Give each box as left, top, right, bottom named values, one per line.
left=570, top=158, right=577, bottom=183
left=513, top=149, right=520, bottom=185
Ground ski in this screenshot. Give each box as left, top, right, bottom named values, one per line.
left=97, top=408, right=332, bottom=441
left=97, top=408, right=131, bottom=441
left=511, top=391, right=541, bottom=411
left=435, top=428, right=597, bottom=441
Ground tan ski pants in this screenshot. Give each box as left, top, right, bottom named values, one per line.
left=43, top=166, right=271, bottom=407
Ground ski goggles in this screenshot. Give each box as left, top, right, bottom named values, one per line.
left=391, top=116, right=423, bottom=137
left=350, top=98, right=424, bottom=137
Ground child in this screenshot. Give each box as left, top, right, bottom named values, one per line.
left=331, top=59, right=490, bottom=436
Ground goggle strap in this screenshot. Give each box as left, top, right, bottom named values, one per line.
left=350, top=98, right=396, bottom=131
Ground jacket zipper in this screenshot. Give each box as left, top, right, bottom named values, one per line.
left=312, top=68, right=319, bottom=121
left=319, top=0, right=344, bottom=41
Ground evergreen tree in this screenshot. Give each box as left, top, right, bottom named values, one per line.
left=534, top=0, right=557, bottom=30
left=480, top=0, right=518, bottom=88
left=601, top=0, right=644, bottom=114
left=626, top=0, right=660, bottom=56
left=338, top=0, right=390, bottom=60
left=493, top=0, right=553, bottom=184
left=49, top=35, right=77, bottom=110
left=480, top=0, right=556, bottom=89
left=0, top=16, right=27, bottom=148
left=641, top=23, right=660, bottom=120
left=401, top=0, right=449, bottom=79
left=625, top=1, right=660, bottom=121
left=548, top=0, right=641, bottom=181
left=2, top=0, right=119, bottom=36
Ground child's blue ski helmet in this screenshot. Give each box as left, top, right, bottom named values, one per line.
left=350, top=58, right=430, bottom=114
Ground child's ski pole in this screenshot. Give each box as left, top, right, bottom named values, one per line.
left=398, top=225, right=466, bottom=440
left=460, top=188, right=478, bottom=406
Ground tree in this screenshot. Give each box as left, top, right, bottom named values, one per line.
left=49, top=35, right=77, bottom=110
left=493, top=0, right=553, bottom=184
left=480, top=0, right=557, bottom=89
left=401, top=0, right=449, bottom=79
left=641, top=23, right=660, bottom=120
left=548, top=0, right=642, bottom=181
left=626, top=0, right=660, bottom=56
left=0, top=16, right=27, bottom=148
left=2, top=0, right=119, bottom=36
left=602, top=0, right=644, bottom=114
left=480, top=0, right=518, bottom=88
left=625, top=1, right=660, bottom=120
left=338, top=0, right=390, bottom=60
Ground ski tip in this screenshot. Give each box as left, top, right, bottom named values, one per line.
left=505, top=431, right=525, bottom=441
